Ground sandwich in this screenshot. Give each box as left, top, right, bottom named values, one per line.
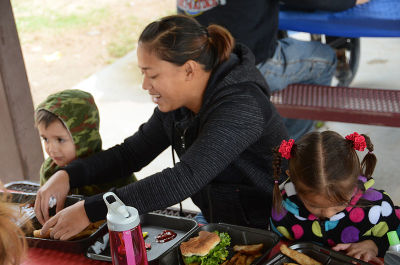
left=180, top=230, right=231, bottom=265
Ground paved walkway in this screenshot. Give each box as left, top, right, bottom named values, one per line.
left=73, top=37, right=400, bottom=211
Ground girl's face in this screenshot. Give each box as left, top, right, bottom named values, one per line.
left=137, top=43, right=194, bottom=113
left=38, top=119, right=76, bottom=167
left=298, top=192, right=349, bottom=219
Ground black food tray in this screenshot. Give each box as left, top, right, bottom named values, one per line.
left=7, top=191, right=107, bottom=253
left=5, top=180, right=40, bottom=194
left=264, top=242, right=371, bottom=265
left=86, top=212, right=198, bottom=264
left=158, top=223, right=280, bottom=265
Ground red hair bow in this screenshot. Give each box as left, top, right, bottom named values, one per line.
left=345, top=132, right=367, bottom=151
left=279, top=139, right=295, bottom=159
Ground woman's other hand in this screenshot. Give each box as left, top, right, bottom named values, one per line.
left=332, top=240, right=383, bottom=265
left=41, top=200, right=90, bottom=240
left=356, top=0, right=370, bottom=5
left=34, top=170, right=70, bottom=224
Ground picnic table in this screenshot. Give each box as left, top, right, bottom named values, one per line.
left=274, top=0, right=400, bottom=127
left=22, top=248, right=109, bottom=265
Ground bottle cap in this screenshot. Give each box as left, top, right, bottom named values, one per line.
left=387, top=231, right=400, bottom=246
left=103, top=192, right=140, bottom=232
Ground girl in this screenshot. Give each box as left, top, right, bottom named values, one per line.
left=0, top=184, right=31, bottom=265
left=270, top=131, right=400, bottom=264
left=34, top=14, right=287, bottom=240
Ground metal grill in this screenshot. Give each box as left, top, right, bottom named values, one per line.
left=5, top=181, right=40, bottom=193
left=152, top=207, right=199, bottom=219
left=271, top=84, right=400, bottom=127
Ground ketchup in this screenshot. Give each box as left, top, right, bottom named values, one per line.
left=156, top=230, right=177, bottom=243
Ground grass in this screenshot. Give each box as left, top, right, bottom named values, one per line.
left=11, top=0, right=175, bottom=61
left=12, top=2, right=142, bottom=61
left=14, top=8, right=108, bottom=32
left=106, top=16, right=139, bottom=60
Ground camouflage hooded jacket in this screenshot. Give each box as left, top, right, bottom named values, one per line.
left=36, top=89, right=136, bottom=196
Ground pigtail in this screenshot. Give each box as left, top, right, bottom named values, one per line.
left=272, top=146, right=284, bottom=213
left=361, top=134, right=377, bottom=179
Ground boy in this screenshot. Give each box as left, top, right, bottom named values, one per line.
left=35, top=89, right=136, bottom=196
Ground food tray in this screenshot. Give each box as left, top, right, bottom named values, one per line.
left=158, top=223, right=280, bottom=265
left=86, top=212, right=198, bottom=264
left=264, top=242, right=371, bottom=265
left=5, top=180, right=40, bottom=193
left=6, top=191, right=107, bottom=253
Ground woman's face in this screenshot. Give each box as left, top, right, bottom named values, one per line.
left=137, top=43, right=191, bottom=113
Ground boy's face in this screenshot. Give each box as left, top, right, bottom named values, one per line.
left=37, top=118, right=76, bottom=167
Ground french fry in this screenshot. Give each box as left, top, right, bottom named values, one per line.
left=233, top=243, right=264, bottom=255
left=280, top=244, right=322, bottom=265
left=245, top=254, right=257, bottom=265
left=222, top=243, right=264, bottom=265
left=33, top=228, right=52, bottom=238
left=236, top=254, right=247, bottom=265
left=229, top=252, right=241, bottom=264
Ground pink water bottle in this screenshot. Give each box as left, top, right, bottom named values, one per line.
left=103, top=192, right=148, bottom=265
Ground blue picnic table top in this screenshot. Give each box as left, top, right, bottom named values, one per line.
left=279, top=0, right=400, bottom=37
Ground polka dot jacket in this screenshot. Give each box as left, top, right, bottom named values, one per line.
left=270, top=176, right=400, bottom=257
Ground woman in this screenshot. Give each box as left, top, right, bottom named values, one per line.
left=34, top=15, right=287, bottom=240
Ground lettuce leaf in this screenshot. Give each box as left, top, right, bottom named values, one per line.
left=183, top=231, right=231, bottom=265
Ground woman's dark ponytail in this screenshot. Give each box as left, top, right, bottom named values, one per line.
left=206, top=24, right=235, bottom=69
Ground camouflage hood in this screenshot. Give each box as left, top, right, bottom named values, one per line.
left=36, top=89, right=102, bottom=157
left=37, top=89, right=136, bottom=196
left=36, top=89, right=102, bottom=185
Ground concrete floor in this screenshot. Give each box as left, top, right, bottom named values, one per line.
left=73, top=37, right=400, bottom=211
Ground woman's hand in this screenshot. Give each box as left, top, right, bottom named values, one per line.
left=41, top=200, right=90, bottom=240
left=34, top=170, right=70, bottom=224
left=356, top=0, right=369, bottom=5
left=332, top=240, right=383, bottom=265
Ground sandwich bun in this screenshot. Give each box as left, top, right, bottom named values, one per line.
left=180, top=230, right=221, bottom=257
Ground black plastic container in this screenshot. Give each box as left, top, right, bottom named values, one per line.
left=86, top=212, right=198, bottom=264
left=6, top=191, right=108, bottom=253
left=5, top=180, right=40, bottom=193
left=265, top=242, right=371, bottom=265
left=158, top=223, right=280, bottom=265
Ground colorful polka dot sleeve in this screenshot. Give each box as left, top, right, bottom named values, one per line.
left=270, top=178, right=400, bottom=257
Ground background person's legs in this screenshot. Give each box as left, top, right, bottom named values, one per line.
left=257, top=38, right=337, bottom=140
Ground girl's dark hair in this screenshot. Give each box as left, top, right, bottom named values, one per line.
left=272, top=131, right=377, bottom=213
left=35, top=109, right=63, bottom=129
left=138, top=14, right=235, bottom=71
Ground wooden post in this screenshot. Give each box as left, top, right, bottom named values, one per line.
left=0, top=0, right=43, bottom=183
